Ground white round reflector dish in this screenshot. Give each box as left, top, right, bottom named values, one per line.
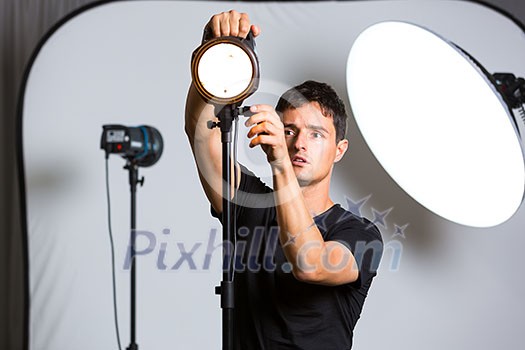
left=347, top=21, right=525, bottom=227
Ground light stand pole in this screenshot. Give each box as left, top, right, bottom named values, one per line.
left=125, top=160, right=144, bottom=350
left=209, top=104, right=238, bottom=350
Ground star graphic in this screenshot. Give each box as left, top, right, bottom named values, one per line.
left=345, top=195, right=370, bottom=216
left=282, top=231, right=297, bottom=247
left=392, top=223, right=409, bottom=239
left=368, top=207, right=393, bottom=229
left=337, top=194, right=371, bottom=224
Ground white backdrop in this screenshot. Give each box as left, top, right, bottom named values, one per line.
left=21, top=1, right=525, bottom=349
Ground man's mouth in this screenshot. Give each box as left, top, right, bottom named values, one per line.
left=291, top=155, right=308, bottom=166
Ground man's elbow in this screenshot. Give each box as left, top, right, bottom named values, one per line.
left=292, top=265, right=359, bottom=286
left=292, top=268, right=323, bottom=284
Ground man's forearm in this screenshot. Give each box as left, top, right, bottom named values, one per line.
left=272, top=162, right=359, bottom=286
left=272, top=163, right=327, bottom=282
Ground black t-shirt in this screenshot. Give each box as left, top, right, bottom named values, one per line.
left=213, top=166, right=383, bottom=350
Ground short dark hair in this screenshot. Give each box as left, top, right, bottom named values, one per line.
left=275, top=80, right=348, bottom=142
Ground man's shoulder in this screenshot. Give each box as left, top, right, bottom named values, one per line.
left=235, top=164, right=275, bottom=211
left=318, top=204, right=383, bottom=243
left=238, top=164, right=273, bottom=194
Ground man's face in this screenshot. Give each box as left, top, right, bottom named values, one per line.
left=282, top=102, right=348, bottom=187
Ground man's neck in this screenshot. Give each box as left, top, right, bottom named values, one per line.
left=300, top=178, right=334, bottom=217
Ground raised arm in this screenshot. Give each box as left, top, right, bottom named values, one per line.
left=246, top=103, right=358, bottom=286
left=184, top=10, right=260, bottom=214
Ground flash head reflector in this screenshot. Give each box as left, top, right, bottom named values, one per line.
left=191, top=34, right=259, bottom=105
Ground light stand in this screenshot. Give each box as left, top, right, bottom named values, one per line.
left=100, top=124, right=163, bottom=350
left=213, top=103, right=237, bottom=350
left=208, top=104, right=255, bottom=349
left=125, top=160, right=144, bottom=350
left=191, top=32, right=259, bottom=350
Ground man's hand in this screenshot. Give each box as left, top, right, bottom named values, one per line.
left=245, top=104, right=291, bottom=171
left=206, top=10, right=261, bottom=39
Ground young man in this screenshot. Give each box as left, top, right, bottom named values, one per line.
left=185, top=10, right=383, bottom=349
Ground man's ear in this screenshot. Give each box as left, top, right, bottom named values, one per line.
left=334, top=139, right=348, bottom=163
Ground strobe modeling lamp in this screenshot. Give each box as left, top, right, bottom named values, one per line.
left=191, top=31, right=259, bottom=105
left=347, top=21, right=525, bottom=228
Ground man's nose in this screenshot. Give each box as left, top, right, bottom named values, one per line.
left=294, top=132, right=307, bottom=151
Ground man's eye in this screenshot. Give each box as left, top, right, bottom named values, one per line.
left=312, top=132, right=323, bottom=138
left=284, top=129, right=295, bottom=136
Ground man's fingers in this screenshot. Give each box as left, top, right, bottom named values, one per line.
left=207, top=11, right=254, bottom=38
left=250, top=24, right=261, bottom=37
left=245, top=114, right=281, bottom=130
left=238, top=13, right=252, bottom=38
left=219, top=12, right=231, bottom=36
left=208, top=15, right=221, bottom=38
left=249, top=134, right=276, bottom=148
left=228, top=10, right=242, bottom=37
left=250, top=104, right=274, bottom=113
left=245, top=110, right=282, bottom=128
left=245, top=104, right=280, bottom=122
left=247, top=121, right=280, bottom=139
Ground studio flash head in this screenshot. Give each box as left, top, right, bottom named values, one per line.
left=100, top=124, right=163, bottom=167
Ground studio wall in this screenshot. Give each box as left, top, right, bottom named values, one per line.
left=10, top=1, right=525, bottom=349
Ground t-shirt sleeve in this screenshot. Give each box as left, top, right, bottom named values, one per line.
left=327, top=218, right=383, bottom=289
left=210, top=164, right=274, bottom=221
